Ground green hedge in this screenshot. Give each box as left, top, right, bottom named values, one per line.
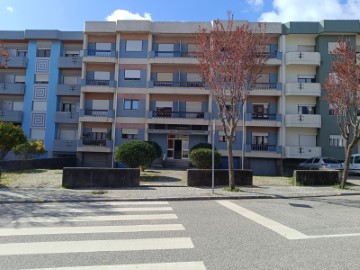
left=293, top=170, right=340, bottom=186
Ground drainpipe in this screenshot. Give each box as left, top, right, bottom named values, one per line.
left=112, top=32, right=120, bottom=168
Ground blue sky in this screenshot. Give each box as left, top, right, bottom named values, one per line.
left=0, top=0, right=359, bottom=31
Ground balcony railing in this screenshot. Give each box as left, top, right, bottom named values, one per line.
left=55, top=112, right=79, bottom=123
left=0, top=83, right=25, bottom=95
left=251, top=83, right=278, bottom=90
left=57, top=84, right=81, bottom=96
left=83, top=79, right=117, bottom=87
left=58, top=56, right=82, bottom=68
left=0, top=110, right=23, bottom=122
left=250, top=113, right=278, bottom=120
left=150, top=51, right=197, bottom=58
left=82, top=139, right=107, bottom=146
left=152, top=111, right=205, bottom=119
left=84, top=109, right=109, bottom=117
left=83, top=50, right=117, bottom=58
left=152, top=81, right=205, bottom=88
left=52, top=140, right=77, bottom=152
left=250, top=144, right=277, bottom=151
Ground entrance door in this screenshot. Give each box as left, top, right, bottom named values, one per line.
left=174, top=140, right=182, bottom=159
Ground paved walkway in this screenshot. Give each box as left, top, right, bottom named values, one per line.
left=1, top=169, right=359, bottom=203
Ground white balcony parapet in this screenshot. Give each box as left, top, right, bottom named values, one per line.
left=285, top=52, right=321, bottom=66
left=285, top=114, right=321, bottom=128
left=285, top=83, right=321, bottom=96
left=285, top=146, right=321, bottom=159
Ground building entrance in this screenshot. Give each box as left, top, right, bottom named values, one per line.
left=167, top=135, right=189, bottom=160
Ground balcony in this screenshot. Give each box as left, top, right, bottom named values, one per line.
left=81, top=79, right=116, bottom=93
left=285, top=83, right=321, bottom=96
left=79, top=109, right=114, bottom=123
left=249, top=83, right=282, bottom=96
left=148, top=81, right=207, bottom=95
left=52, top=140, right=77, bottom=153
left=55, top=112, right=79, bottom=124
left=147, top=128, right=209, bottom=136
left=245, top=113, right=282, bottom=127
left=0, top=83, right=25, bottom=95
left=148, top=110, right=209, bottom=125
left=285, top=146, right=321, bottom=159
left=285, top=114, right=321, bottom=128
left=0, top=110, right=22, bottom=122
left=58, top=56, right=82, bottom=68
left=285, top=52, right=321, bottom=66
left=6, top=56, right=27, bottom=68
left=57, top=84, right=81, bottom=96
left=82, top=50, right=118, bottom=63
left=148, top=51, right=198, bottom=64
left=245, top=144, right=282, bottom=158
left=77, top=139, right=113, bottom=153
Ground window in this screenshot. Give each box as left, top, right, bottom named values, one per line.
left=94, top=71, right=110, bottom=83
left=329, top=103, right=337, bottom=115
left=329, top=135, right=344, bottom=147
left=253, top=103, right=269, bottom=119
left=35, top=74, right=49, bottom=84
left=15, top=75, right=25, bottom=84
left=328, top=42, right=339, bottom=54
left=122, top=128, right=138, bottom=139
left=252, top=132, right=269, bottom=150
left=157, top=44, right=174, bottom=56
left=124, top=70, right=141, bottom=80
left=298, top=105, right=316, bottom=114
left=126, top=40, right=143, bottom=52
left=17, top=50, right=27, bottom=57
left=124, top=99, right=139, bottom=110
left=37, top=49, right=51, bottom=57
left=63, top=75, right=80, bottom=84
left=95, top=43, right=111, bottom=56
left=298, top=75, right=316, bottom=83
left=65, top=50, right=80, bottom=57
left=62, top=103, right=78, bottom=112
left=298, top=45, right=315, bottom=52
left=218, top=131, right=235, bottom=142
left=157, top=73, right=173, bottom=81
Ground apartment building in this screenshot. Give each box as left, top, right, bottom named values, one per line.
left=0, top=30, right=83, bottom=158
left=1, top=20, right=359, bottom=175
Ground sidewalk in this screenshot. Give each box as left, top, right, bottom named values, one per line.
left=1, top=184, right=360, bottom=203
left=1, top=169, right=359, bottom=203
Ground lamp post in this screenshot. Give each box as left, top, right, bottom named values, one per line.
left=212, top=118, right=215, bottom=194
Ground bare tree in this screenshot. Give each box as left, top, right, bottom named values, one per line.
left=323, top=38, right=360, bottom=189
left=196, top=13, right=269, bottom=189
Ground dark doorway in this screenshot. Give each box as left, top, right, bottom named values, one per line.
left=174, top=140, right=182, bottom=159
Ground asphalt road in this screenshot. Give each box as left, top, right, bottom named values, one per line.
left=0, top=196, right=359, bottom=270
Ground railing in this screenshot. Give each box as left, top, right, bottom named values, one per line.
left=83, top=49, right=117, bottom=58
left=251, top=113, right=277, bottom=120
left=153, top=51, right=197, bottom=58
left=82, top=139, right=107, bottom=146
left=85, top=79, right=110, bottom=86
left=152, top=111, right=205, bottom=119
left=84, top=109, right=109, bottom=117
left=152, top=81, right=204, bottom=88
left=251, top=83, right=277, bottom=90
left=0, top=83, right=25, bottom=94
left=251, top=144, right=277, bottom=151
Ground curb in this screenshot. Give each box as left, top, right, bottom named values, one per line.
left=1, top=191, right=360, bottom=204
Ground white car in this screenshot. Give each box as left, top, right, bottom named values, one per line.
left=299, top=157, right=343, bottom=170
left=347, top=154, right=360, bottom=175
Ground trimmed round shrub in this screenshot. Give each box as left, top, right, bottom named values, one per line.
left=114, top=141, right=157, bottom=168
left=190, top=143, right=217, bottom=154
left=145, top=141, right=162, bottom=159
left=189, top=148, right=221, bottom=169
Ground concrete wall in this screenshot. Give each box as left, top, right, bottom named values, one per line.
left=0, top=157, right=76, bottom=172
left=62, top=167, right=140, bottom=188
left=187, top=169, right=253, bottom=186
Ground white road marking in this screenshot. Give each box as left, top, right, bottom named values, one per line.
left=32, top=207, right=173, bottom=214
left=217, top=200, right=360, bottom=240
left=0, top=238, right=194, bottom=256
left=12, top=214, right=178, bottom=223
left=25, top=261, right=207, bottom=270
left=41, top=201, right=170, bottom=207
left=217, top=200, right=308, bottom=240
left=0, top=224, right=185, bottom=236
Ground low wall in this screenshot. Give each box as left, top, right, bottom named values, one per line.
left=0, top=157, right=76, bottom=172
left=62, top=167, right=140, bottom=188
left=187, top=169, right=253, bottom=186
left=293, top=170, right=340, bottom=186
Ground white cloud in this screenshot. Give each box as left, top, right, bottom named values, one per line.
left=6, top=6, right=14, bottom=13
left=106, top=9, right=152, bottom=21
left=259, top=0, right=360, bottom=22
left=247, top=0, right=264, bottom=8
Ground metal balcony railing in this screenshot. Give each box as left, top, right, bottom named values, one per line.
left=84, top=109, right=109, bottom=117
left=152, top=111, right=205, bottom=119
left=82, top=139, right=107, bottom=146
left=251, top=83, right=277, bottom=90
left=251, top=144, right=277, bottom=151
left=83, top=50, right=117, bottom=58
left=251, top=113, right=277, bottom=120
left=153, top=51, right=197, bottom=58
left=152, top=81, right=204, bottom=88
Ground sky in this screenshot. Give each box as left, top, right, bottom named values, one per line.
left=0, top=0, right=360, bottom=31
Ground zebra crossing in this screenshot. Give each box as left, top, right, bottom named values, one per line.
left=0, top=201, right=206, bottom=270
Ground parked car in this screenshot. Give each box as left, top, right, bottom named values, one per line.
left=347, top=154, right=360, bottom=175
left=298, top=157, right=343, bottom=170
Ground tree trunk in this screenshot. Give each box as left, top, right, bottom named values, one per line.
left=227, top=140, right=235, bottom=190
left=341, top=146, right=352, bottom=189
